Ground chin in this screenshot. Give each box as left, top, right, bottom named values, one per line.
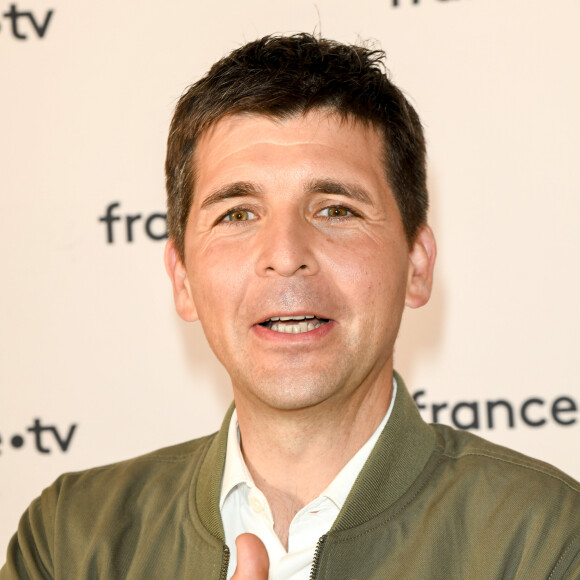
left=246, top=373, right=340, bottom=411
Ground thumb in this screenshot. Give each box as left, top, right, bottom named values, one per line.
left=231, top=533, right=269, bottom=580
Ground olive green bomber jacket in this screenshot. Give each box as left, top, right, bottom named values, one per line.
left=2, top=377, right=580, bottom=579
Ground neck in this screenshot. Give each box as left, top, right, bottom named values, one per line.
left=233, top=370, right=394, bottom=547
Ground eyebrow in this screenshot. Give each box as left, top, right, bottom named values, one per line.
left=199, top=178, right=374, bottom=210
left=200, top=182, right=262, bottom=210
left=305, top=179, right=373, bottom=205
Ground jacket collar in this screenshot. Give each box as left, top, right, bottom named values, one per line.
left=193, top=372, right=436, bottom=540
left=194, top=404, right=234, bottom=542
left=330, top=371, right=437, bottom=532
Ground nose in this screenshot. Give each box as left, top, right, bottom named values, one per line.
left=254, top=212, right=319, bottom=277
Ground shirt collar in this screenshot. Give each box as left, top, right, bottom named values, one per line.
left=219, top=406, right=254, bottom=509
left=219, top=377, right=398, bottom=511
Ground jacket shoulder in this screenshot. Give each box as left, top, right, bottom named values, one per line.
left=1, top=434, right=221, bottom=579
left=48, top=432, right=218, bottom=503
left=432, top=422, right=580, bottom=494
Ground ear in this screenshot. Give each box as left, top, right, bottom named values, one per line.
left=405, top=225, right=437, bottom=309
left=164, top=239, right=199, bottom=322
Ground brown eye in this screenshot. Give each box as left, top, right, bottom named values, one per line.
left=325, top=206, right=350, bottom=217
left=231, top=210, right=248, bottom=221
left=223, top=209, right=256, bottom=222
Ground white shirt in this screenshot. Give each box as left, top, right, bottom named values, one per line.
left=219, top=378, right=397, bottom=580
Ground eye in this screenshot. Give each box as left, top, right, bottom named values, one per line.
left=221, top=208, right=257, bottom=222
left=318, top=205, right=353, bottom=218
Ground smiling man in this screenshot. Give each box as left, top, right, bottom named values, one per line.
left=2, top=34, right=580, bottom=580
left=165, top=108, right=435, bottom=576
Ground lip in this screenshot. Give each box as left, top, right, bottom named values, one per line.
left=252, top=318, right=336, bottom=343
left=256, top=311, right=331, bottom=325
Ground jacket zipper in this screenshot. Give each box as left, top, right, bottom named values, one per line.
left=309, top=535, right=327, bottom=580
left=219, top=545, right=230, bottom=580
left=220, top=535, right=326, bottom=579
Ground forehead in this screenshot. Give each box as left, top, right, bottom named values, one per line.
left=192, top=110, right=387, bottom=193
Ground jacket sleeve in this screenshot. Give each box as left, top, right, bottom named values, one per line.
left=0, top=493, right=56, bottom=580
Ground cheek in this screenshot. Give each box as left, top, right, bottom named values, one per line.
left=189, top=241, right=253, bottom=319
left=326, top=238, right=407, bottom=307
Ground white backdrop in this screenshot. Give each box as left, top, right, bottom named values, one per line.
left=2, top=0, right=579, bottom=556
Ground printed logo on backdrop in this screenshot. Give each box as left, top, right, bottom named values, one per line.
left=0, top=4, right=54, bottom=39
left=413, top=390, right=578, bottom=430
left=99, top=202, right=168, bottom=244
left=0, top=420, right=77, bottom=455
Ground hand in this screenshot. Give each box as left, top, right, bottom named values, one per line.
left=231, top=533, right=270, bottom=579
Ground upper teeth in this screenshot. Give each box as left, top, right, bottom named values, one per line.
left=268, top=315, right=316, bottom=321
left=270, top=320, right=321, bottom=334
left=263, top=315, right=328, bottom=334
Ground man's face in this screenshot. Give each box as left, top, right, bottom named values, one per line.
left=166, top=110, right=434, bottom=413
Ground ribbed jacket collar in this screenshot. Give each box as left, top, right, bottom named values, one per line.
left=192, top=372, right=436, bottom=542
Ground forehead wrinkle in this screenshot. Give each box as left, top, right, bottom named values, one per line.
left=198, top=111, right=357, bottom=163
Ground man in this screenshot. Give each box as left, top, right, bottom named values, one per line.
left=2, top=34, right=579, bottom=579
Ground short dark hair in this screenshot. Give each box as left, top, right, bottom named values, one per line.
left=166, top=33, right=428, bottom=259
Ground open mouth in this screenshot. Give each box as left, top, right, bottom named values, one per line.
left=259, top=315, right=330, bottom=334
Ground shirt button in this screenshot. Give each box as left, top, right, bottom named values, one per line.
left=250, top=496, right=264, bottom=512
